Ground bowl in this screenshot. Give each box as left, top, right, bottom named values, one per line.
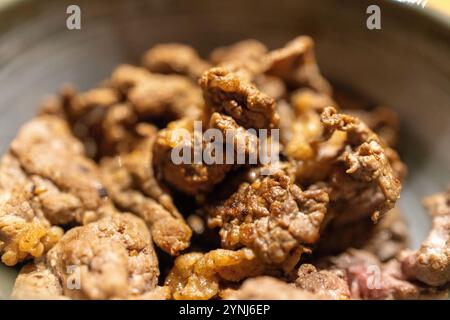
left=0, top=0, right=449, bottom=299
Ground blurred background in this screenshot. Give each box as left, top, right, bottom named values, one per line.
left=427, top=0, right=450, bottom=16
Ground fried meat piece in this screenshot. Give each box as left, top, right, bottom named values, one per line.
left=265, top=36, right=332, bottom=94
left=128, top=73, right=203, bottom=121
left=295, top=264, right=350, bottom=300
left=100, top=103, right=140, bottom=155
left=225, top=276, right=325, bottom=300
left=210, top=37, right=330, bottom=97
left=100, top=126, right=192, bottom=255
left=165, top=248, right=264, bottom=300
left=11, top=263, right=67, bottom=299
left=39, top=85, right=126, bottom=157
left=284, top=107, right=402, bottom=260
left=46, top=213, right=160, bottom=299
left=42, top=86, right=124, bottom=158
left=402, top=189, right=450, bottom=286
left=142, top=43, right=211, bottom=80
left=200, top=67, right=279, bottom=129
left=110, top=64, right=203, bottom=120
left=207, top=166, right=329, bottom=265
left=209, top=40, right=287, bottom=100
left=152, top=112, right=263, bottom=195
left=12, top=214, right=165, bottom=300
left=152, top=118, right=232, bottom=195
left=319, top=107, right=402, bottom=223
left=347, top=107, right=400, bottom=147
left=12, top=261, right=170, bottom=300
left=323, top=249, right=447, bottom=300
left=109, top=64, right=152, bottom=94
left=0, top=161, right=63, bottom=266
left=109, top=124, right=179, bottom=213
left=9, top=116, right=109, bottom=223
left=0, top=115, right=113, bottom=266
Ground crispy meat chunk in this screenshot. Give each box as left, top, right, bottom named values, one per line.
left=9, top=116, right=109, bottom=223
left=209, top=40, right=287, bottom=100
left=402, top=189, right=450, bottom=286
left=0, top=166, right=63, bottom=266
left=100, top=126, right=192, bottom=255
left=320, top=107, right=402, bottom=223
left=46, top=214, right=160, bottom=299
left=200, top=67, right=279, bottom=129
left=295, top=264, right=350, bottom=300
left=323, top=249, right=447, bottom=300
left=142, top=43, right=210, bottom=80
left=128, top=73, right=203, bottom=121
left=100, top=103, right=140, bottom=155
left=0, top=115, right=115, bottom=266
left=165, top=248, right=264, bottom=300
left=153, top=118, right=233, bottom=195
left=207, top=166, right=329, bottom=264
left=110, top=64, right=154, bottom=94
left=347, top=107, right=400, bottom=147
left=111, top=64, right=204, bottom=122
left=12, top=214, right=167, bottom=300
left=50, top=86, right=123, bottom=158
left=152, top=113, right=263, bottom=195
left=11, top=263, right=67, bottom=300
left=12, top=261, right=170, bottom=300
left=225, top=276, right=325, bottom=300
left=40, top=85, right=136, bottom=158
left=67, top=87, right=120, bottom=119
left=110, top=124, right=179, bottom=213
left=265, top=36, right=332, bottom=94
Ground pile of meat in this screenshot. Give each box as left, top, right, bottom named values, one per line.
left=1, top=37, right=448, bottom=300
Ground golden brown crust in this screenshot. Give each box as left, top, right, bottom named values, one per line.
left=200, top=67, right=279, bottom=129
left=165, top=248, right=264, bottom=300
left=207, top=166, right=329, bottom=265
